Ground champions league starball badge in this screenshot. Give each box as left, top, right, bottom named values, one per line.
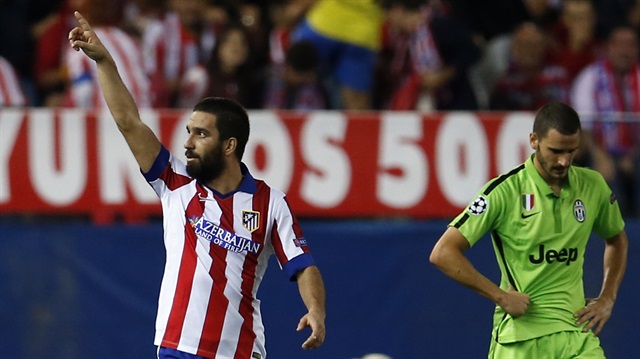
left=468, top=195, right=488, bottom=215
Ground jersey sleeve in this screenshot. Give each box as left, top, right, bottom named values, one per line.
left=449, top=180, right=504, bottom=247
left=592, top=173, right=625, bottom=239
left=270, top=193, right=315, bottom=281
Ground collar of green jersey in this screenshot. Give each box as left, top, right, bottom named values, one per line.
left=525, top=154, right=572, bottom=199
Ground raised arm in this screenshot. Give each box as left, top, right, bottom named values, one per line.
left=430, top=227, right=531, bottom=317
left=295, top=265, right=326, bottom=350
left=68, top=11, right=161, bottom=172
left=574, top=230, right=628, bottom=335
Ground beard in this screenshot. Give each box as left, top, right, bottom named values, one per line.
left=185, top=143, right=226, bottom=182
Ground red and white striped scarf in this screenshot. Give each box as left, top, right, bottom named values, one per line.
left=593, top=59, right=640, bottom=155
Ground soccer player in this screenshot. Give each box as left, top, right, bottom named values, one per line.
left=430, top=101, right=628, bottom=358
left=69, top=11, right=326, bottom=359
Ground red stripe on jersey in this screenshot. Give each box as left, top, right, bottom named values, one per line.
left=197, top=191, right=232, bottom=356
left=233, top=181, right=271, bottom=358
left=159, top=162, right=192, bottom=191
left=270, top=221, right=288, bottom=266
left=162, top=190, right=206, bottom=347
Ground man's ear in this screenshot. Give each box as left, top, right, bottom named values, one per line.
left=225, top=137, right=237, bottom=156
left=529, top=132, right=538, bottom=150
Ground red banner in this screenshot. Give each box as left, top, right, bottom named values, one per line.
left=0, top=109, right=536, bottom=222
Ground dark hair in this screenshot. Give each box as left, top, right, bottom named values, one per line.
left=533, top=101, right=581, bottom=137
left=286, top=40, right=319, bottom=73
left=193, top=97, right=250, bottom=160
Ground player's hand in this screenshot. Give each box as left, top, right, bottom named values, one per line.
left=297, top=311, right=325, bottom=350
left=499, top=285, right=530, bottom=318
left=574, top=297, right=614, bottom=335
left=68, top=11, right=109, bottom=62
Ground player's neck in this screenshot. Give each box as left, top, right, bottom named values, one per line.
left=205, top=161, right=243, bottom=195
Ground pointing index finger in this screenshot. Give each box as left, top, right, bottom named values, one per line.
left=74, top=11, right=92, bottom=31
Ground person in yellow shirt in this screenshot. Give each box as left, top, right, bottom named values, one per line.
left=292, top=0, right=383, bottom=109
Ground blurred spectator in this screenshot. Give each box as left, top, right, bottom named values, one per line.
left=178, top=25, right=263, bottom=109
left=489, top=22, right=570, bottom=110
left=121, top=0, right=168, bottom=39
left=549, top=0, right=604, bottom=82
left=62, top=0, right=150, bottom=108
left=33, top=0, right=77, bottom=107
left=263, top=40, right=328, bottom=110
left=375, top=0, right=480, bottom=111
left=571, top=25, right=640, bottom=217
left=267, top=0, right=314, bottom=66
left=0, top=55, right=28, bottom=107
left=139, top=0, right=199, bottom=108
left=291, top=0, right=384, bottom=110
left=1, top=0, right=64, bottom=106
left=140, top=0, right=235, bottom=108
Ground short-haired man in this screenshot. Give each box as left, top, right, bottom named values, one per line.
left=430, top=101, right=628, bottom=358
left=69, top=11, right=326, bottom=359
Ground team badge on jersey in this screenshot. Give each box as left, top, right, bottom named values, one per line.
left=573, top=199, right=586, bottom=222
left=468, top=195, right=488, bottom=215
left=522, top=194, right=535, bottom=211
left=242, top=210, right=260, bottom=233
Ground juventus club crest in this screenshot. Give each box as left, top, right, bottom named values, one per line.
left=573, top=200, right=586, bottom=223
left=242, top=210, right=260, bottom=233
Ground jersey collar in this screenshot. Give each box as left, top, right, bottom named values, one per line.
left=525, top=154, right=573, bottom=198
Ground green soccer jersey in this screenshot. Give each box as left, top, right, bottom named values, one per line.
left=450, top=155, right=625, bottom=343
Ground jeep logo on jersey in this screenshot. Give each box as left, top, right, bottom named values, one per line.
left=468, top=195, right=488, bottom=215
left=573, top=199, right=586, bottom=222
left=242, top=210, right=260, bottom=233
left=191, top=216, right=261, bottom=254
left=529, top=244, right=578, bottom=265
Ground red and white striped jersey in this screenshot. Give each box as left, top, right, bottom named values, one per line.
left=144, top=146, right=315, bottom=359
left=0, top=56, right=26, bottom=106
left=63, top=26, right=151, bottom=108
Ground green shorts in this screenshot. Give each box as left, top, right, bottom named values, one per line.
left=488, top=330, right=605, bottom=359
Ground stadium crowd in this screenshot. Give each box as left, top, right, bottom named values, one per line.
left=0, top=0, right=638, bottom=217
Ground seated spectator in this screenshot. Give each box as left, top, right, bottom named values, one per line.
left=62, top=0, right=150, bottom=108
left=489, top=22, right=570, bottom=110
left=178, top=25, right=263, bottom=109
left=263, top=40, right=328, bottom=110
left=571, top=25, right=640, bottom=217
left=375, top=0, right=480, bottom=111
left=0, top=55, right=27, bottom=106
left=549, top=0, right=604, bottom=82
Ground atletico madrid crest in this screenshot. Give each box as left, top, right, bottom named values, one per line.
left=242, top=210, right=260, bottom=233
left=522, top=194, right=535, bottom=211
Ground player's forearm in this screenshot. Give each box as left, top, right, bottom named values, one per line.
left=599, top=231, right=628, bottom=302
left=431, top=248, right=505, bottom=305
left=297, top=266, right=326, bottom=316
left=95, top=57, right=142, bottom=133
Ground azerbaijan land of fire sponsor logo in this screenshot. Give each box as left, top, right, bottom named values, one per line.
left=190, top=216, right=261, bottom=253
left=242, top=210, right=260, bottom=233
